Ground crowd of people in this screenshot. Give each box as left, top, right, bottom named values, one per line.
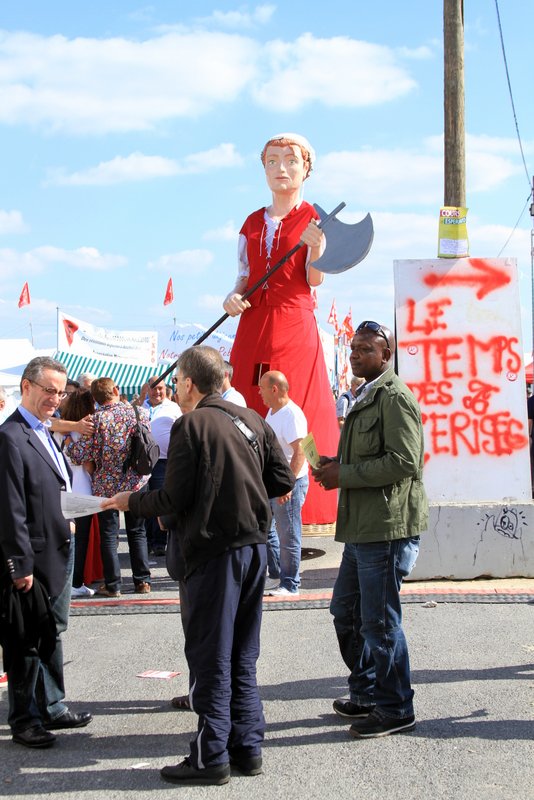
left=0, top=132, right=429, bottom=785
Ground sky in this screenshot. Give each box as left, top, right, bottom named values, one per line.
left=0, top=0, right=533, bottom=358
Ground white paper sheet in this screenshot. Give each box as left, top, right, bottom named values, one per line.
left=61, top=492, right=107, bottom=519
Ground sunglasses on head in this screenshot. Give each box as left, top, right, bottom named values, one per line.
left=355, top=321, right=390, bottom=347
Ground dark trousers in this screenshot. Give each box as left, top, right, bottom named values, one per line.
left=7, top=543, right=74, bottom=732
left=72, top=514, right=93, bottom=588
left=146, top=459, right=168, bottom=551
left=185, top=544, right=266, bottom=768
left=97, top=506, right=150, bottom=593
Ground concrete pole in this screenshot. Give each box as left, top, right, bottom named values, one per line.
left=443, top=0, right=466, bottom=207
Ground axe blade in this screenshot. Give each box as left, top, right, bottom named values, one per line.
left=313, top=203, right=374, bottom=274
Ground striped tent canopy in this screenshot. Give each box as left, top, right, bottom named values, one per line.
left=53, top=351, right=173, bottom=397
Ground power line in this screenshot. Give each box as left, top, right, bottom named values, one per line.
left=496, top=192, right=531, bottom=257
left=493, top=0, right=531, bottom=187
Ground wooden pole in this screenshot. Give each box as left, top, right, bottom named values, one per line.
left=443, top=0, right=466, bottom=207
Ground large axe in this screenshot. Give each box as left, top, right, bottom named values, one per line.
left=152, top=202, right=373, bottom=387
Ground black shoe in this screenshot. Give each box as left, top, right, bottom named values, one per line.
left=230, top=754, right=263, bottom=776
left=333, top=698, right=375, bottom=719
left=152, top=547, right=166, bottom=557
left=13, top=725, right=56, bottom=748
left=161, top=758, right=230, bottom=785
left=349, top=710, right=416, bottom=738
left=44, top=711, right=93, bottom=730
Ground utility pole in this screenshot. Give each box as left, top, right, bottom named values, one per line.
left=443, top=0, right=465, bottom=207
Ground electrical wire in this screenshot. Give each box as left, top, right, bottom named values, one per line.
left=493, top=0, right=531, bottom=187
left=496, top=192, right=532, bottom=257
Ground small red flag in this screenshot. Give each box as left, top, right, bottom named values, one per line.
left=164, top=278, right=174, bottom=306
left=62, top=317, right=79, bottom=347
left=341, top=309, right=354, bottom=340
left=18, top=282, right=30, bottom=308
left=327, top=298, right=338, bottom=329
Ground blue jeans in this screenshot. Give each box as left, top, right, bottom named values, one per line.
left=97, top=505, right=150, bottom=593
left=267, top=474, right=309, bottom=593
left=8, top=541, right=74, bottom=732
left=330, top=537, right=420, bottom=719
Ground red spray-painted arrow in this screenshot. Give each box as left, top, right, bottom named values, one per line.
left=423, top=258, right=511, bottom=300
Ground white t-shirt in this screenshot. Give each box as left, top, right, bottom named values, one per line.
left=266, top=400, right=308, bottom=480
left=148, top=398, right=182, bottom=458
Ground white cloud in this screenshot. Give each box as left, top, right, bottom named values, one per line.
left=148, top=249, right=214, bottom=273
left=195, top=4, right=276, bottom=29
left=311, top=134, right=527, bottom=209
left=0, top=30, right=258, bottom=134
left=49, top=144, right=244, bottom=186
left=0, top=29, right=417, bottom=134
left=0, top=245, right=127, bottom=279
left=0, top=210, right=27, bottom=234
left=253, top=33, right=417, bottom=111
left=203, top=220, right=240, bottom=242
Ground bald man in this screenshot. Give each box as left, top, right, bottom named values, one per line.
left=259, top=370, right=308, bottom=596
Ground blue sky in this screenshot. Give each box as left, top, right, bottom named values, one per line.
left=0, top=1, right=532, bottom=355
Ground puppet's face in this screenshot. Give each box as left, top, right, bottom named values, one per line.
left=264, top=144, right=308, bottom=195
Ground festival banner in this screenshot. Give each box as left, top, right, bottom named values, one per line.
left=57, top=311, right=158, bottom=365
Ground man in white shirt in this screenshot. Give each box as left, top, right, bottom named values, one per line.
left=259, top=370, right=308, bottom=596
left=146, top=377, right=182, bottom=555
left=221, top=361, right=247, bottom=407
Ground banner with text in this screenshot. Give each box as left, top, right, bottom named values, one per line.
left=58, top=312, right=158, bottom=365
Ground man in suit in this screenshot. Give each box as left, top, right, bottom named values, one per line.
left=0, top=356, right=92, bottom=748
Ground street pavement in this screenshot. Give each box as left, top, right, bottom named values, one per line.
left=1, top=535, right=533, bottom=800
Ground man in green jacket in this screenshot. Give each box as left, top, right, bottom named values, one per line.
left=313, top=321, right=428, bottom=738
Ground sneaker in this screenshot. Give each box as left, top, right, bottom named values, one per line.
left=95, top=584, right=121, bottom=598
left=333, top=698, right=375, bottom=719
left=0, top=673, right=8, bottom=686
left=264, top=577, right=279, bottom=592
left=160, top=758, right=230, bottom=785
left=71, top=584, right=95, bottom=598
left=229, top=754, right=263, bottom=776
left=267, top=586, right=299, bottom=597
left=349, top=710, right=416, bottom=739
left=134, top=581, right=151, bottom=594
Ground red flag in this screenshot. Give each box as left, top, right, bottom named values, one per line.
left=327, top=298, right=338, bottom=329
left=341, top=309, right=354, bottom=340
left=18, top=282, right=30, bottom=308
left=164, top=278, right=174, bottom=306
left=62, top=317, right=79, bottom=347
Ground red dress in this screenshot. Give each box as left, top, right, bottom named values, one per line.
left=230, top=201, right=339, bottom=525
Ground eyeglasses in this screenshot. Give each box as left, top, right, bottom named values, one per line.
left=28, top=380, right=68, bottom=399
left=172, top=374, right=186, bottom=385
left=355, top=321, right=390, bottom=347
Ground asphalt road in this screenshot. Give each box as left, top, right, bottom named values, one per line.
left=1, top=597, right=533, bottom=800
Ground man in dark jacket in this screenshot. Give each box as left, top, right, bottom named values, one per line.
left=0, top=357, right=92, bottom=748
left=102, top=346, right=294, bottom=786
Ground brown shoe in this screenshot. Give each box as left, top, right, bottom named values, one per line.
left=95, top=584, right=121, bottom=598
left=135, top=581, right=151, bottom=594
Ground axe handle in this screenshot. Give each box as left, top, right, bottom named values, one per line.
left=152, top=202, right=346, bottom=387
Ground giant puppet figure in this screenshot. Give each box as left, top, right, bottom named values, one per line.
left=223, top=133, right=339, bottom=525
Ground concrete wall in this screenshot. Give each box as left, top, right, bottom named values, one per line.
left=408, top=501, right=534, bottom=580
